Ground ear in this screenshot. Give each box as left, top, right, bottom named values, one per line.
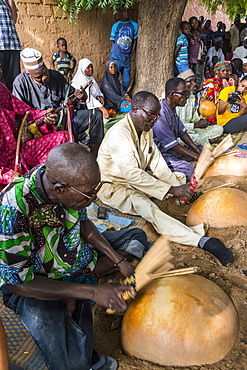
left=132, top=105, right=138, bottom=113
left=53, top=183, right=66, bottom=195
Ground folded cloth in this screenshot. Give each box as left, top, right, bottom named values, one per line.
left=87, top=203, right=133, bottom=233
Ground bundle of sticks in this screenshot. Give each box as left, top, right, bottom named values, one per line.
left=107, top=235, right=198, bottom=314
left=195, top=134, right=233, bottom=181
left=180, top=134, right=234, bottom=203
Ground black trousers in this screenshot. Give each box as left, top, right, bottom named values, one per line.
left=223, top=114, right=247, bottom=133
left=75, top=108, right=104, bottom=144
left=0, top=50, right=21, bottom=91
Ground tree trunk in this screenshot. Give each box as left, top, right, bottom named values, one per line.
left=134, top=0, right=188, bottom=98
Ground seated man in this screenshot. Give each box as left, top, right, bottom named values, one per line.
left=0, top=143, right=150, bottom=370
left=153, top=77, right=201, bottom=180
left=97, top=91, right=234, bottom=266
left=0, top=82, right=69, bottom=190
left=207, top=37, right=224, bottom=67
left=176, top=69, right=223, bottom=145
left=12, top=48, right=103, bottom=157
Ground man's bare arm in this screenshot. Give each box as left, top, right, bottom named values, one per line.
left=8, top=0, right=17, bottom=23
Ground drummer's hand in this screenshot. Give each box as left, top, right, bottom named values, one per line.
left=168, top=184, right=194, bottom=199
left=94, top=283, right=136, bottom=312
left=74, top=89, right=87, bottom=102
left=44, top=108, right=58, bottom=124
left=194, top=119, right=209, bottom=128
left=117, top=259, right=135, bottom=278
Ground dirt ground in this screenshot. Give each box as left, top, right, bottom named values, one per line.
left=93, top=174, right=247, bottom=370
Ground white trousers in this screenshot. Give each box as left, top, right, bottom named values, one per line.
left=98, top=184, right=204, bottom=247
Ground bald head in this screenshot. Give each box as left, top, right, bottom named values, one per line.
left=132, top=91, right=159, bottom=108
left=46, top=143, right=99, bottom=186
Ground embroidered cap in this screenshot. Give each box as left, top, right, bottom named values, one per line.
left=20, top=48, right=44, bottom=71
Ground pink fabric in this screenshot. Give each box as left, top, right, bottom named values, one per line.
left=0, top=83, right=70, bottom=190
left=21, top=131, right=69, bottom=172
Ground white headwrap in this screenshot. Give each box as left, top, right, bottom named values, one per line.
left=72, top=58, right=103, bottom=98
left=20, top=48, right=44, bottom=71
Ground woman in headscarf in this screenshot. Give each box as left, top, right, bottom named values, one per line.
left=201, top=61, right=231, bottom=124
left=201, top=19, right=215, bottom=51
left=100, top=61, right=132, bottom=114
left=72, top=58, right=109, bottom=119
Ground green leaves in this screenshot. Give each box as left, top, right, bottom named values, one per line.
left=56, top=0, right=140, bottom=23
left=200, top=0, right=247, bottom=20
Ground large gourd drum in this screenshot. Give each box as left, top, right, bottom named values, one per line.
left=122, top=275, right=238, bottom=367
left=203, top=155, right=247, bottom=178
left=186, top=188, right=247, bottom=228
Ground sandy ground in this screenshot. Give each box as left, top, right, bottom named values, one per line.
left=93, top=174, right=247, bottom=370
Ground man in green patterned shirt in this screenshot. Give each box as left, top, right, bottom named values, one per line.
left=0, top=143, right=150, bottom=370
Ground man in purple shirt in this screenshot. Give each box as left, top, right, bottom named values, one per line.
left=153, top=77, right=201, bottom=179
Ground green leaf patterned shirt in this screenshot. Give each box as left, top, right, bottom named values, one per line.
left=0, top=165, right=98, bottom=286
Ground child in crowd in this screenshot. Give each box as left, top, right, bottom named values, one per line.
left=51, top=38, right=76, bottom=82
left=188, top=17, right=201, bottom=74
left=209, top=55, right=219, bottom=77
left=196, top=53, right=206, bottom=89
left=222, top=31, right=232, bottom=60
left=242, top=58, right=247, bottom=78
left=174, top=21, right=191, bottom=74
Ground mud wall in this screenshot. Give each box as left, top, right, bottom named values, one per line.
left=15, top=0, right=232, bottom=84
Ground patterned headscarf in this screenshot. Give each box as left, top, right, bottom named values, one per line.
left=214, top=61, right=229, bottom=73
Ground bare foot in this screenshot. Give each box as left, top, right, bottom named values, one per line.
left=209, top=137, right=222, bottom=144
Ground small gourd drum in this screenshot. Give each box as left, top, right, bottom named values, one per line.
left=199, top=101, right=216, bottom=118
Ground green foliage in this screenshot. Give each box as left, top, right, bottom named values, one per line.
left=57, top=0, right=247, bottom=24
left=200, top=0, right=247, bottom=20
left=57, top=0, right=140, bottom=23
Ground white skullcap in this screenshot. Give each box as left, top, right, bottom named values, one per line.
left=178, top=68, right=195, bottom=80
left=20, top=48, right=44, bottom=71
left=242, top=58, right=247, bottom=64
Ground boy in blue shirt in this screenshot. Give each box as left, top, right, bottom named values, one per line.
left=110, top=8, right=138, bottom=92
left=51, top=38, right=76, bottom=82
left=174, top=21, right=191, bottom=74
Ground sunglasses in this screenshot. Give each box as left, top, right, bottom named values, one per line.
left=134, top=106, right=161, bottom=122
left=172, top=91, right=190, bottom=98
left=50, top=177, right=104, bottom=200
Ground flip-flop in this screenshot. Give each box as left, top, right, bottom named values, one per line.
left=237, top=143, right=247, bottom=150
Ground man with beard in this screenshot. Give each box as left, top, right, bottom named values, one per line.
left=176, top=69, right=223, bottom=146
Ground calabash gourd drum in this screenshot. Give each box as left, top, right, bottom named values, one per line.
left=186, top=188, right=247, bottom=228
left=121, top=275, right=238, bottom=366
left=203, top=155, right=247, bottom=178
left=199, top=101, right=216, bottom=118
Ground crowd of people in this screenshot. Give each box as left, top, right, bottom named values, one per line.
left=0, top=2, right=245, bottom=370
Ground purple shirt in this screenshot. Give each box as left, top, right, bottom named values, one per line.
left=153, top=99, right=186, bottom=154
left=188, top=32, right=201, bottom=64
